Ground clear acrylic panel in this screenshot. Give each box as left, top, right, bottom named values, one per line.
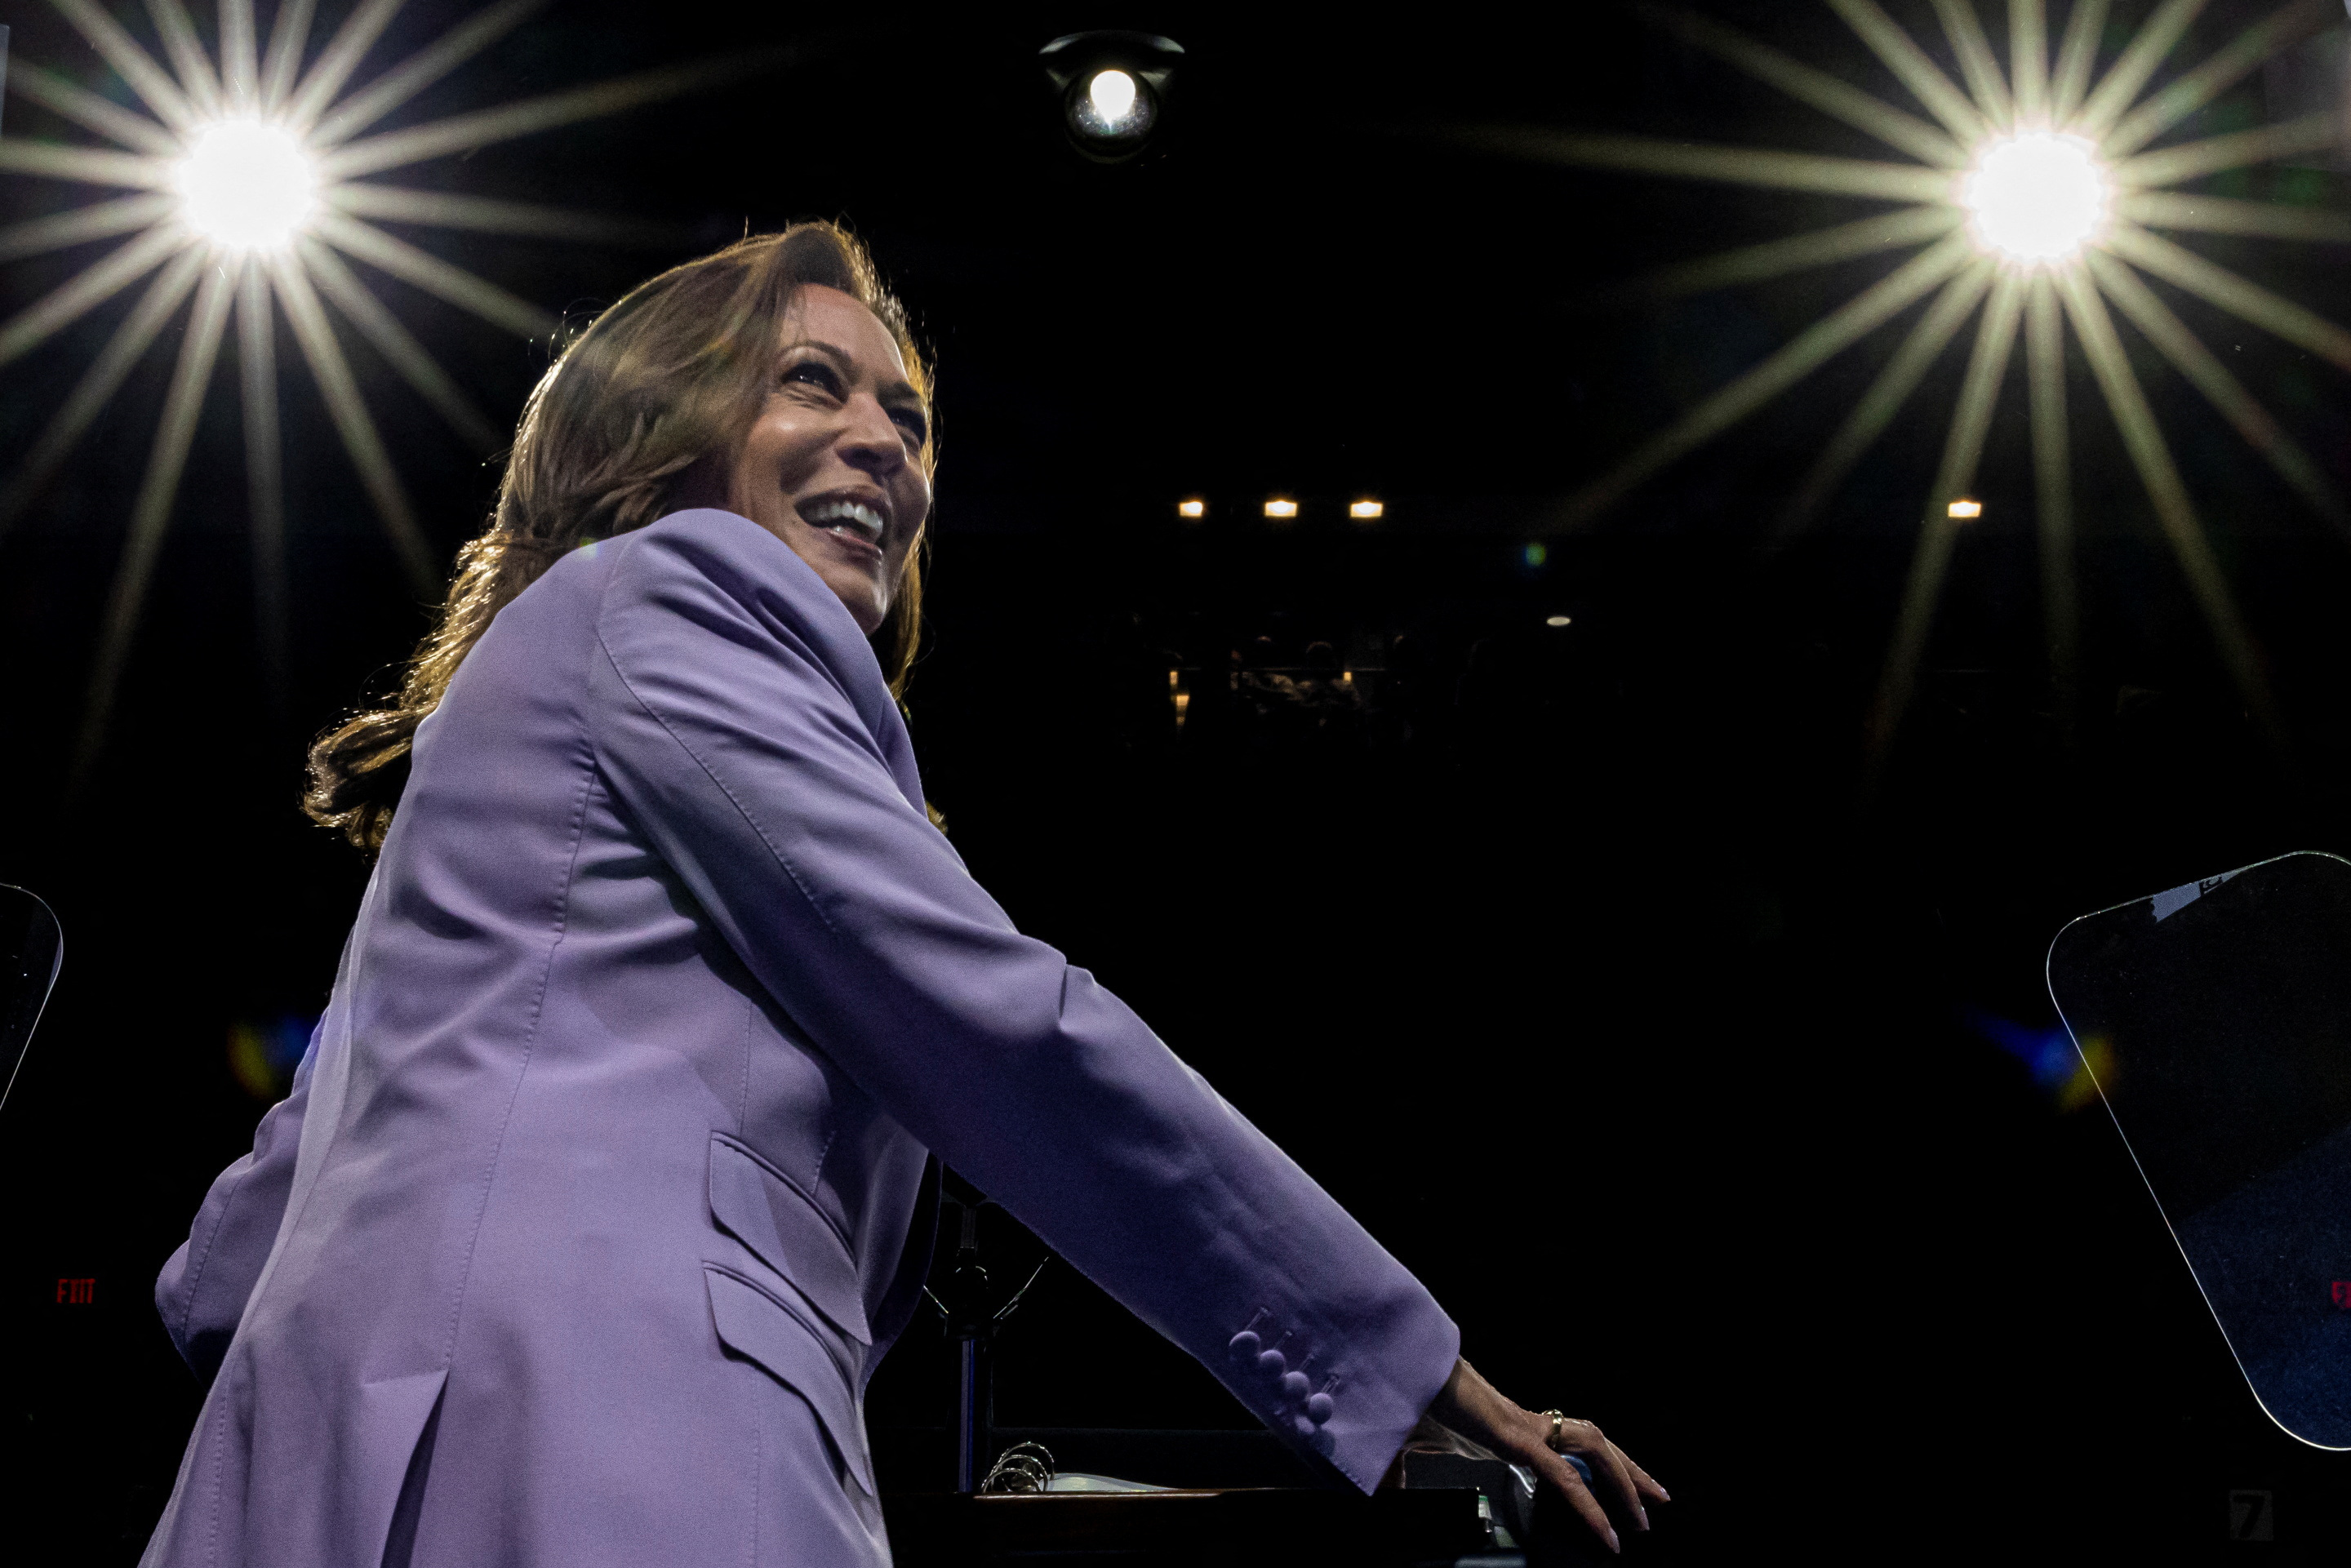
left=2048, top=851, right=2351, bottom=1448
left=0, top=884, right=62, bottom=1119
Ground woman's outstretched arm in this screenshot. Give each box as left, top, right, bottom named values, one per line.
left=588, top=512, right=1460, bottom=1492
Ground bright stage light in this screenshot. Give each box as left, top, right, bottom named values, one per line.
left=1264, top=498, right=1297, bottom=518
left=1178, top=499, right=1206, bottom=517
left=1513, top=2, right=2351, bottom=787
left=2, top=0, right=756, bottom=774
left=1545, top=615, right=1573, bottom=628
left=1089, top=71, right=1139, bottom=128
left=1948, top=498, right=1983, bottom=519
left=176, top=121, right=319, bottom=252
left=1070, top=67, right=1155, bottom=142
left=1349, top=500, right=1384, bottom=519
left=1962, top=133, right=2109, bottom=264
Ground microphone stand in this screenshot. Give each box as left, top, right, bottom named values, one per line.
left=929, top=1171, right=1047, bottom=1494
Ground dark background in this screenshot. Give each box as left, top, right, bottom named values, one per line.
left=2, top=1, right=2349, bottom=1559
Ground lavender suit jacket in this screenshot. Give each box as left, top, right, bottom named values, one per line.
left=142, top=509, right=1460, bottom=1567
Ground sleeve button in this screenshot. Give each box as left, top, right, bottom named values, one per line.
left=1279, top=1371, right=1309, bottom=1401
left=1255, top=1348, right=1287, bottom=1377
left=1305, top=1393, right=1335, bottom=1423
left=1227, top=1331, right=1260, bottom=1363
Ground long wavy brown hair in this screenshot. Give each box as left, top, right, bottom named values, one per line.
left=304, top=222, right=935, bottom=852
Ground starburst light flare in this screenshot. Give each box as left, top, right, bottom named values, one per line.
left=1466, top=0, right=2351, bottom=786
left=174, top=118, right=320, bottom=249
left=1964, top=130, right=2112, bottom=258
left=0, top=0, right=784, bottom=775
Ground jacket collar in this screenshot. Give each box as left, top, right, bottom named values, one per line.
left=656, top=509, right=927, bottom=815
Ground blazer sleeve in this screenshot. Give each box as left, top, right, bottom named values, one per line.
left=589, top=522, right=1460, bottom=1491
left=154, top=1025, right=321, bottom=1382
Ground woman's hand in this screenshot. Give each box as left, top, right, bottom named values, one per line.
left=1423, top=1357, right=1668, bottom=1555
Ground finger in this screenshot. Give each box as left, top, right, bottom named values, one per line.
left=1587, top=1435, right=1649, bottom=1531
left=1621, top=1450, right=1671, bottom=1504
left=1561, top=1419, right=1655, bottom=1532
left=1533, top=1448, right=1620, bottom=1556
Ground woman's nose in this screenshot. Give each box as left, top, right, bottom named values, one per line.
left=838, top=395, right=906, bottom=474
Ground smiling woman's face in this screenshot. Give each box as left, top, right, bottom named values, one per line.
left=724, top=285, right=932, bottom=633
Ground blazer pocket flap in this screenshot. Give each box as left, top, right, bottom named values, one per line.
left=709, top=1133, right=871, bottom=1345
left=704, top=1266, right=876, bottom=1497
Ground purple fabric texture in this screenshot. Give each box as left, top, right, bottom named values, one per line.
left=142, top=509, right=1460, bottom=1566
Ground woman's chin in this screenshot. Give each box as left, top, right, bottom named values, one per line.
left=827, top=577, right=889, bottom=634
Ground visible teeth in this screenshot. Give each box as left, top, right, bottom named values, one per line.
left=802, top=500, right=885, bottom=541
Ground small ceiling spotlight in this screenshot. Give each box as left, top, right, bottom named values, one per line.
left=1948, top=499, right=1984, bottom=519
left=1040, top=32, right=1183, bottom=163
left=1177, top=499, right=1206, bottom=518
left=1545, top=615, right=1574, bottom=628
left=1264, top=498, right=1298, bottom=519
left=1349, top=500, right=1384, bottom=519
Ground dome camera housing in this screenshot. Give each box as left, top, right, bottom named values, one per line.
left=1039, top=31, right=1184, bottom=164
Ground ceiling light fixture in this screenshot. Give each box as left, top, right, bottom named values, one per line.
left=1040, top=32, right=1183, bottom=164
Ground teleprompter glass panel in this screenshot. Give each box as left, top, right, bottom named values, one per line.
left=2048, top=851, right=2351, bottom=1448
left=0, top=884, right=62, bottom=1120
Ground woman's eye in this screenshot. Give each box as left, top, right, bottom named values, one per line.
left=782, top=362, right=842, bottom=394
left=893, top=409, right=930, bottom=446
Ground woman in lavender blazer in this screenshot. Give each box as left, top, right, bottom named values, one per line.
left=140, top=225, right=1664, bottom=1568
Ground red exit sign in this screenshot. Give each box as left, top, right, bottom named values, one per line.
left=56, top=1277, right=95, bottom=1305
